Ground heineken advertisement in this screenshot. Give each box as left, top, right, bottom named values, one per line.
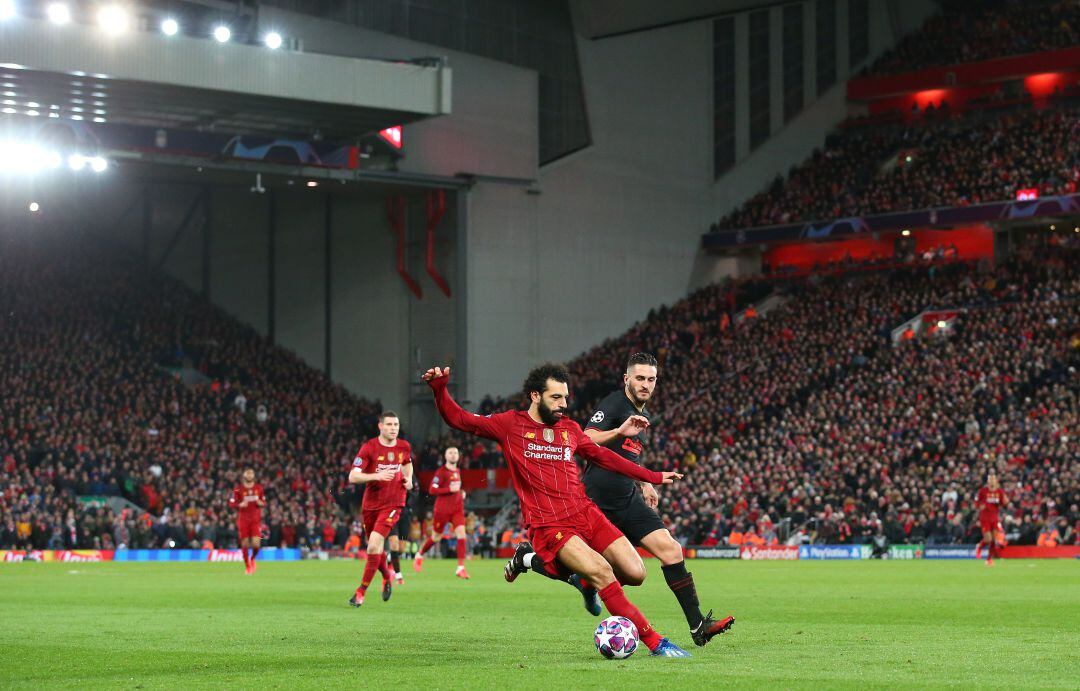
left=886, top=544, right=924, bottom=559
left=77, top=496, right=110, bottom=507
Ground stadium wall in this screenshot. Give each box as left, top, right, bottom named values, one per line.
left=89, top=181, right=456, bottom=415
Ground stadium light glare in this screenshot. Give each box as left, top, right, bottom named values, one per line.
left=213, top=25, right=231, bottom=43
left=936, top=320, right=947, bottom=329
left=264, top=32, right=283, bottom=49
left=306, top=181, right=318, bottom=187
left=29, top=201, right=40, bottom=212
left=97, top=5, right=129, bottom=36
left=1, top=107, right=15, bottom=114
left=1050, top=224, right=1056, bottom=231
left=67, top=153, right=85, bottom=171
left=161, top=18, right=179, bottom=36
left=0, top=0, right=15, bottom=21
left=25, top=109, right=38, bottom=116
left=901, top=229, right=911, bottom=237
left=46, top=3, right=70, bottom=25
left=89, top=156, right=107, bottom=172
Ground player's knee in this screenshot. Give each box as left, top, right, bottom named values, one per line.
left=657, top=537, right=684, bottom=565
left=585, top=558, right=616, bottom=589
left=454, top=526, right=467, bottom=539
left=367, top=534, right=385, bottom=553
left=621, top=561, right=646, bottom=586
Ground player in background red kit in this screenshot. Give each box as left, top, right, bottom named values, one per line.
left=413, top=446, right=470, bottom=579
left=423, top=363, right=692, bottom=657
left=347, top=411, right=413, bottom=607
left=228, top=468, right=266, bottom=574
left=974, top=472, right=1008, bottom=566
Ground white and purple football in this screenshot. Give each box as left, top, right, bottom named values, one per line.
left=593, top=616, right=639, bottom=659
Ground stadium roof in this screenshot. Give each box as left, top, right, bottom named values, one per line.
left=0, top=15, right=451, bottom=140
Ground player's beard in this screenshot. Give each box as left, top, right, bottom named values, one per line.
left=536, top=399, right=563, bottom=426
left=626, top=384, right=650, bottom=407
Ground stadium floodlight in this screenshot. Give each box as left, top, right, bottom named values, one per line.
left=161, top=18, right=179, bottom=36
left=213, top=25, right=231, bottom=43
left=0, top=0, right=16, bottom=21
left=44, top=150, right=61, bottom=168
left=1049, top=224, right=1056, bottom=231
left=97, top=5, right=129, bottom=36
left=264, top=31, right=283, bottom=49
left=89, top=156, right=108, bottom=172
left=67, top=153, right=85, bottom=170
left=306, top=180, right=318, bottom=187
left=25, top=109, right=38, bottom=116
left=936, top=320, right=947, bottom=329
left=46, top=3, right=70, bottom=25
left=29, top=201, right=39, bottom=212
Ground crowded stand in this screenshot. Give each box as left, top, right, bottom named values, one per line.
left=0, top=233, right=381, bottom=551
left=864, top=0, right=1080, bottom=77
left=2, top=228, right=1076, bottom=552
left=713, top=102, right=1080, bottom=231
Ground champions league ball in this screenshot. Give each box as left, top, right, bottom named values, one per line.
left=594, top=616, right=639, bottom=659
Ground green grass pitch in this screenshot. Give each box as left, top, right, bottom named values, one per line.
left=1, top=558, right=1077, bottom=689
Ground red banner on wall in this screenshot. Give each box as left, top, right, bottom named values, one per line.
left=1000, top=545, right=1080, bottom=559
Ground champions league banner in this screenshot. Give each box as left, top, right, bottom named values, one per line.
left=704, top=193, right=1080, bottom=248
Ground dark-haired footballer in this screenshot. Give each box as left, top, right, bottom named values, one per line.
left=507, top=353, right=735, bottom=647
left=347, top=410, right=413, bottom=607
left=423, top=362, right=692, bottom=657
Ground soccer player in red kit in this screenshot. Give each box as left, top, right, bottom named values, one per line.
left=228, top=468, right=266, bottom=574
left=423, top=363, right=692, bottom=657
left=413, top=446, right=470, bottom=579
left=347, top=411, right=414, bottom=607
left=974, top=472, right=1008, bottom=566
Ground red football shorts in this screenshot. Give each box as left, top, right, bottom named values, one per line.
left=528, top=503, right=624, bottom=580
left=433, top=509, right=466, bottom=531
left=980, top=516, right=999, bottom=533
left=237, top=515, right=261, bottom=540
left=363, top=507, right=403, bottom=538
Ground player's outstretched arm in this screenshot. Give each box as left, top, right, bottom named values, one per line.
left=575, top=426, right=682, bottom=485
left=429, top=475, right=454, bottom=495
left=422, top=366, right=502, bottom=440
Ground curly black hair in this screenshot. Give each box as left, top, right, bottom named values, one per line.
left=522, top=363, right=570, bottom=397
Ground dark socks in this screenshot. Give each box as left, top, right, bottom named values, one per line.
left=662, top=561, right=704, bottom=630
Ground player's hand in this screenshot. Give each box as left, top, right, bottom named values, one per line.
left=373, top=469, right=396, bottom=482
left=658, top=471, right=683, bottom=485
left=404, top=476, right=414, bottom=490
left=422, top=366, right=451, bottom=382
left=616, top=415, right=650, bottom=438
left=641, top=483, right=659, bottom=509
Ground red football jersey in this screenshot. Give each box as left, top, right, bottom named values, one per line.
left=429, top=465, right=465, bottom=515
left=229, top=483, right=266, bottom=521
left=977, top=486, right=1007, bottom=521
left=428, top=376, right=663, bottom=528
left=353, top=438, right=412, bottom=511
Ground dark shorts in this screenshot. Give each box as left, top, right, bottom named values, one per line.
left=594, top=492, right=666, bottom=547
left=395, top=504, right=413, bottom=540
left=529, top=503, right=624, bottom=580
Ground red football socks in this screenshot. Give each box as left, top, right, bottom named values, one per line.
left=360, top=552, right=381, bottom=589
left=420, top=538, right=436, bottom=555
left=241, top=547, right=250, bottom=567
left=456, top=539, right=466, bottom=566
left=250, top=546, right=259, bottom=562
left=598, top=582, right=662, bottom=651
